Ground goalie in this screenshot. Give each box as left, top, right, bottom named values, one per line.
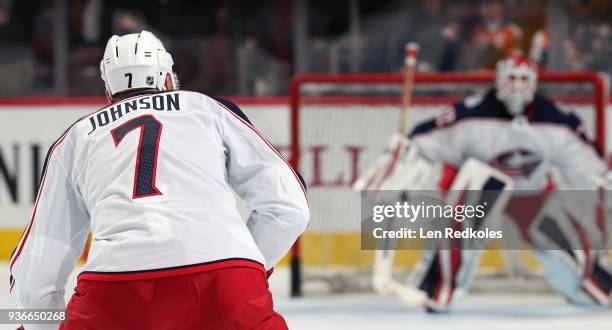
left=356, top=55, right=612, bottom=312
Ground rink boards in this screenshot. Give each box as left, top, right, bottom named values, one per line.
left=0, top=100, right=610, bottom=270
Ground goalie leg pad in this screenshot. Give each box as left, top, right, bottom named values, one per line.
left=406, top=158, right=513, bottom=312
left=409, top=249, right=483, bottom=312
left=583, top=260, right=612, bottom=306
left=529, top=190, right=611, bottom=306
left=533, top=250, right=611, bottom=306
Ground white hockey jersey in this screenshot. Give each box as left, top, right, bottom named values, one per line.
left=9, top=90, right=309, bottom=310
left=409, top=90, right=607, bottom=190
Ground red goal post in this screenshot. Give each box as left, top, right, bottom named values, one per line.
left=287, top=71, right=609, bottom=297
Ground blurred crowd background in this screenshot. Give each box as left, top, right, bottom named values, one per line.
left=0, top=0, right=611, bottom=97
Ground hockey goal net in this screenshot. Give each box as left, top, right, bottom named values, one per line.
left=288, top=72, right=609, bottom=296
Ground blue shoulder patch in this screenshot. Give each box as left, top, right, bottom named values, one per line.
left=409, top=117, right=439, bottom=138
left=530, top=94, right=602, bottom=155
left=409, top=90, right=510, bottom=138
left=530, top=95, right=580, bottom=129
left=213, top=97, right=253, bottom=125
left=214, top=97, right=308, bottom=191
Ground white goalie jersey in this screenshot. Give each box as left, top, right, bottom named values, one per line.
left=9, top=90, right=309, bottom=309
left=409, top=90, right=607, bottom=190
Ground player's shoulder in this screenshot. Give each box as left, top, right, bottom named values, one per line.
left=410, top=89, right=507, bottom=137
left=181, top=90, right=253, bottom=125
left=530, top=94, right=582, bottom=131
left=40, top=109, right=94, bottom=168
left=209, top=96, right=253, bottom=125
left=531, top=94, right=602, bottom=155
left=456, top=89, right=511, bottom=119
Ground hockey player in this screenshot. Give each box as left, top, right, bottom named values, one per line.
left=358, top=55, right=612, bottom=311
left=9, top=31, right=309, bottom=329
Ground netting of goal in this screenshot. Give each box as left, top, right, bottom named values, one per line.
left=287, top=72, right=610, bottom=296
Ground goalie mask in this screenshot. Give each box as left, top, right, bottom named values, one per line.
left=100, top=31, right=177, bottom=97
left=495, top=55, right=538, bottom=116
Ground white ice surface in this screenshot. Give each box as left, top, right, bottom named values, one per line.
left=1, top=262, right=611, bottom=330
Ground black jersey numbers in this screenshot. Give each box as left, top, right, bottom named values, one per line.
left=125, top=73, right=133, bottom=88
left=111, top=115, right=163, bottom=199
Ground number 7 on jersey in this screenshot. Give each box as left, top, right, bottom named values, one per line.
left=111, top=114, right=163, bottom=199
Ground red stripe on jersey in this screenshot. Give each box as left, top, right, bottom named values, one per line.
left=214, top=100, right=308, bottom=201
left=78, top=258, right=265, bottom=282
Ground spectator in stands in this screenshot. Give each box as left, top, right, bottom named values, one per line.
left=459, top=0, right=522, bottom=70
left=113, top=9, right=149, bottom=35
left=561, top=39, right=586, bottom=71
left=582, top=22, right=612, bottom=75
left=203, top=5, right=235, bottom=95
left=237, top=37, right=270, bottom=95
left=564, top=19, right=612, bottom=75
left=0, top=0, right=34, bottom=96
left=82, top=0, right=103, bottom=45
left=400, top=0, right=460, bottom=72
left=528, top=29, right=547, bottom=66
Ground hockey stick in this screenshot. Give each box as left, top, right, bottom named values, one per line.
left=398, top=43, right=420, bottom=134
left=372, top=195, right=427, bottom=305
left=358, top=43, right=420, bottom=193
left=371, top=43, right=424, bottom=304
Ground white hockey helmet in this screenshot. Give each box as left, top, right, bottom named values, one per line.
left=100, top=31, right=176, bottom=96
left=495, top=55, right=538, bottom=116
